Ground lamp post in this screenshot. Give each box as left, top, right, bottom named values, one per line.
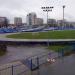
left=63, top=5, right=65, bottom=28
left=41, top=6, right=54, bottom=47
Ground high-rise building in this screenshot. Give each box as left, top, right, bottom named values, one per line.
left=14, top=17, right=22, bottom=27
left=26, top=12, right=37, bottom=25
left=0, top=17, right=8, bottom=28
left=26, top=12, right=43, bottom=28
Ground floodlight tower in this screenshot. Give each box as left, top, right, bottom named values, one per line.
left=63, top=5, right=65, bottom=28
left=41, top=6, right=54, bottom=47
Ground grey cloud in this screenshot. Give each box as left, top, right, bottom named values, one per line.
left=0, top=0, right=74, bottom=23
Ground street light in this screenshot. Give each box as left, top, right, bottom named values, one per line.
left=41, top=6, right=54, bottom=47
left=63, top=5, right=65, bottom=28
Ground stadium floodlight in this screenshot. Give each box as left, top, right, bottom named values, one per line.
left=41, top=6, right=54, bottom=47
left=63, top=5, right=65, bottom=28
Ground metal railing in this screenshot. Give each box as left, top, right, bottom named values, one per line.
left=0, top=51, right=60, bottom=75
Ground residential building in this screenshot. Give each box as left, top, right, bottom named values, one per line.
left=48, top=19, right=57, bottom=27
left=14, top=17, right=22, bottom=27
left=0, top=17, right=8, bottom=28
left=57, top=20, right=68, bottom=27
left=57, top=20, right=63, bottom=27
left=35, top=18, right=43, bottom=25
left=26, top=12, right=37, bottom=26
left=26, top=12, right=44, bottom=28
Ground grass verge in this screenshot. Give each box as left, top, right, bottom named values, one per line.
left=48, top=45, right=68, bottom=52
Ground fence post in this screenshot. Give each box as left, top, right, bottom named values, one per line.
left=61, top=49, right=64, bottom=57
left=30, top=59, right=32, bottom=70
left=11, top=65, right=13, bottom=75
left=37, top=57, right=39, bottom=69
left=58, top=49, right=60, bottom=57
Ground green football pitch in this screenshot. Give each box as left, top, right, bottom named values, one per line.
left=6, top=30, right=75, bottom=39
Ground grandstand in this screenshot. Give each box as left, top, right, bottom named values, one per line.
left=20, top=26, right=45, bottom=32
left=0, top=25, right=75, bottom=33
left=0, top=27, right=17, bottom=33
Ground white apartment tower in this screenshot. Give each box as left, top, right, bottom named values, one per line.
left=26, top=12, right=37, bottom=25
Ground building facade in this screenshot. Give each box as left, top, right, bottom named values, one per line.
left=0, top=17, right=8, bottom=28
left=26, top=12, right=37, bottom=25
left=35, top=18, right=43, bottom=25
left=48, top=19, right=57, bottom=27
left=26, top=12, right=43, bottom=28
left=14, top=17, right=22, bottom=27
left=57, top=20, right=68, bottom=27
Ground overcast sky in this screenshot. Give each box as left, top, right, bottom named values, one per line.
left=0, top=0, right=75, bottom=23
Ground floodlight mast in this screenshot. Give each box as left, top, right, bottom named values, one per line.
left=63, top=5, right=65, bottom=28
left=41, top=6, right=54, bottom=47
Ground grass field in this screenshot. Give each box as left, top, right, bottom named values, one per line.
left=48, top=45, right=64, bottom=52
left=0, top=50, right=7, bottom=56
left=6, top=30, right=75, bottom=39
left=48, top=45, right=70, bottom=52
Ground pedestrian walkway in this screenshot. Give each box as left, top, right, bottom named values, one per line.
left=0, top=51, right=58, bottom=75
left=0, top=61, right=29, bottom=75
left=0, top=53, right=75, bottom=75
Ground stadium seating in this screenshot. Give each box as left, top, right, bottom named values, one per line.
left=0, top=27, right=17, bottom=33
